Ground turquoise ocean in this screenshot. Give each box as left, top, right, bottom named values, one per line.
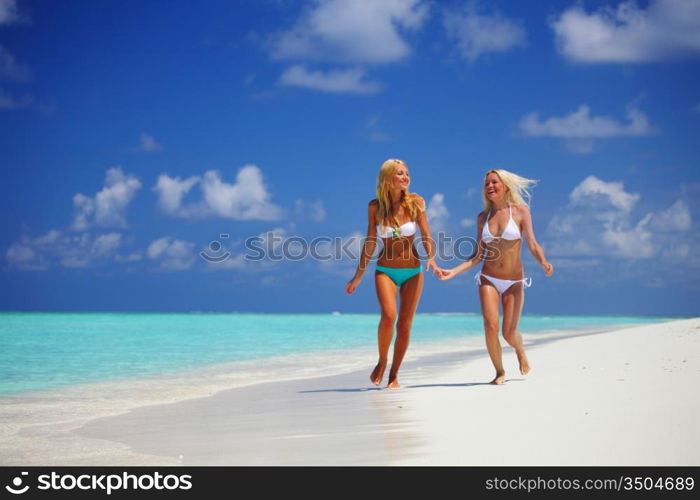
left=0, top=312, right=675, bottom=396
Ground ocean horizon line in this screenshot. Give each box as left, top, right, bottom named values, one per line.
left=0, top=309, right=689, bottom=318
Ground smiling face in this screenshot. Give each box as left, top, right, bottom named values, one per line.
left=484, top=172, right=507, bottom=203
left=391, top=163, right=410, bottom=191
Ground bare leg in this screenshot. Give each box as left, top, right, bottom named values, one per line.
left=501, top=282, right=529, bottom=375
left=479, top=277, right=504, bottom=384
left=372, top=272, right=398, bottom=385
left=387, top=271, right=424, bottom=389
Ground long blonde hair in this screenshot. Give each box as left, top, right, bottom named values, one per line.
left=482, top=169, right=537, bottom=211
left=376, top=158, right=425, bottom=228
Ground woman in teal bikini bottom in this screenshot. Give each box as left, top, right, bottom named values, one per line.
left=346, top=158, right=440, bottom=389
left=375, top=264, right=423, bottom=286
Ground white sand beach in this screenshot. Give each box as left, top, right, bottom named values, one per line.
left=2, top=318, right=699, bottom=466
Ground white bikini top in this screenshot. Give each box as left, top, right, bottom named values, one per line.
left=376, top=221, right=418, bottom=238
left=482, top=204, right=521, bottom=243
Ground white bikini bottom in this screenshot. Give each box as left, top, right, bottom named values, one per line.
left=475, top=271, right=532, bottom=296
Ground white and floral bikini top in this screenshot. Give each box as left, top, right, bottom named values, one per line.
left=376, top=221, right=418, bottom=238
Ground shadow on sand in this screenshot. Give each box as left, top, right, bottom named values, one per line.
left=298, top=379, right=526, bottom=392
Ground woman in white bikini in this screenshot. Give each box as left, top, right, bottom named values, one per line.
left=346, top=159, right=440, bottom=389
left=438, top=169, right=553, bottom=384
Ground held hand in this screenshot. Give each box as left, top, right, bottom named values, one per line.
left=345, top=277, right=361, bottom=295
left=424, top=259, right=441, bottom=276
left=542, top=261, right=554, bottom=277
left=438, top=268, right=456, bottom=281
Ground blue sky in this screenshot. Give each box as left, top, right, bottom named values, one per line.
left=1, top=0, right=699, bottom=315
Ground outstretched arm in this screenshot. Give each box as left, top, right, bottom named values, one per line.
left=346, top=201, right=379, bottom=294
left=518, top=205, right=553, bottom=277
left=438, top=213, right=486, bottom=280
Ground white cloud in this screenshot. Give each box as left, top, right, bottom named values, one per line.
left=138, top=132, right=162, bottom=152
left=268, top=0, right=428, bottom=65
left=92, top=233, right=123, bottom=256
left=460, top=218, right=474, bottom=228
left=60, top=232, right=123, bottom=268
left=72, top=167, right=142, bottom=230
left=0, top=44, right=30, bottom=81
left=201, top=167, right=282, bottom=220
left=427, top=192, right=449, bottom=233
left=519, top=105, right=653, bottom=153
left=547, top=176, right=695, bottom=262
left=0, top=0, right=18, bottom=24
left=0, top=86, right=31, bottom=109
left=115, top=251, right=142, bottom=263
left=153, top=165, right=282, bottom=221
left=443, top=3, right=526, bottom=62
left=294, top=199, right=326, bottom=222
left=5, top=243, right=42, bottom=270
left=269, top=0, right=428, bottom=95
left=153, top=173, right=200, bottom=215
left=570, top=175, right=640, bottom=212
left=649, top=199, right=692, bottom=231
left=279, top=65, right=381, bottom=94
left=547, top=176, right=650, bottom=259
left=600, top=213, right=655, bottom=258
left=147, top=237, right=196, bottom=271
left=551, top=0, right=700, bottom=64
left=5, top=230, right=123, bottom=270
left=520, top=105, right=652, bottom=139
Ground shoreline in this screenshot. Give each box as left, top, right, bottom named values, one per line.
left=2, top=318, right=698, bottom=465
left=0, top=318, right=661, bottom=397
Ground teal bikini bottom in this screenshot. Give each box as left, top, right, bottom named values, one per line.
left=376, top=265, right=423, bottom=286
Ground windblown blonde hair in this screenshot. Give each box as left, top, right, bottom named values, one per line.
left=482, top=169, right=537, bottom=211
left=376, top=158, right=425, bottom=229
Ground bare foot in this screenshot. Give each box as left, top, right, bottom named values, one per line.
left=370, top=362, right=386, bottom=386
left=517, top=349, right=531, bottom=375
left=387, top=375, right=401, bottom=389
left=490, top=372, right=506, bottom=385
